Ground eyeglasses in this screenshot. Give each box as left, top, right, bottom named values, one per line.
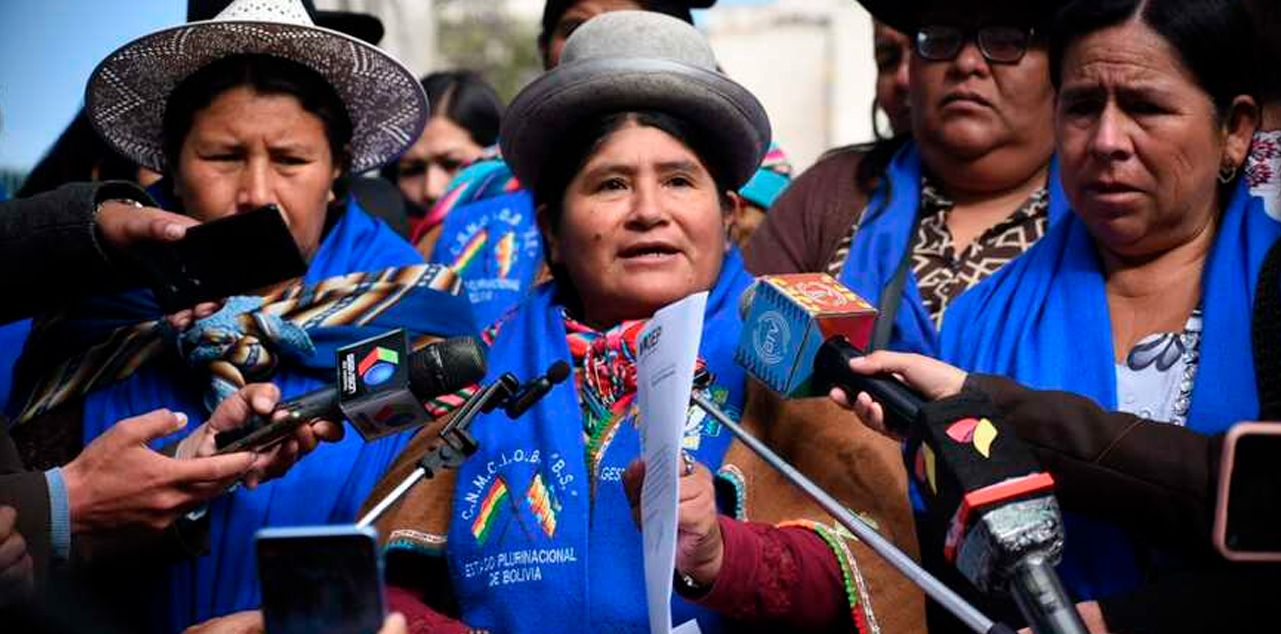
left=915, top=25, right=1036, bottom=64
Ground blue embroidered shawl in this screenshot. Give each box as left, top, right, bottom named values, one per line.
left=429, top=190, right=543, bottom=328
left=446, top=251, right=754, bottom=634
left=939, top=180, right=1281, bottom=600
left=837, top=142, right=1070, bottom=355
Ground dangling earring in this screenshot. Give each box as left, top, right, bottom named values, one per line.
left=1218, top=162, right=1239, bottom=184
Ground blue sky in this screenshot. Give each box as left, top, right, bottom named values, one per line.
left=0, top=0, right=183, bottom=171
left=0, top=0, right=771, bottom=173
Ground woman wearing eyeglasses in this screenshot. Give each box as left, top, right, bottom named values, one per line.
left=746, top=0, right=1065, bottom=358
left=744, top=1, right=1065, bottom=631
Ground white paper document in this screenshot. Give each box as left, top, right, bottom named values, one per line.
left=636, top=292, right=708, bottom=634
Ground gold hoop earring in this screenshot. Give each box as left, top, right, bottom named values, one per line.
left=1218, top=163, right=1238, bottom=185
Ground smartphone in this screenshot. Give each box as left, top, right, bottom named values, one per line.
left=256, top=525, right=385, bottom=634
left=138, top=204, right=307, bottom=313
left=1213, top=422, right=1281, bottom=562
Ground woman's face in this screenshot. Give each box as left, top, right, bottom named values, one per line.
left=174, top=85, right=339, bottom=260
left=1056, top=18, right=1256, bottom=258
left=395, top=116, right=485, bottom=211
left=874, top=20, right=913, bottom=135
left=909, top=13, right=1055, bottom=162
left=545, top=121, right=728, bottom=327
left=543, top=0, right=644, bottom=69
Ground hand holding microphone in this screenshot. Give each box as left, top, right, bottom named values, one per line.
left=826, top=350, right=969, bottom=439
left=737, top=273, right=1086, bottom=634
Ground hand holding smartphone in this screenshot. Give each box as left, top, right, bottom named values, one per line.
left=257, top=525, right=385, bottom=634
left=136, top=205, right=307, bottom=313
left=1214, top=422, right=1281, bottom=562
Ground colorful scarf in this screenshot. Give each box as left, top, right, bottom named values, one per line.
left=939, top=180, right=1281, bottom=600
left=837, top=141, right=1070, bottom=355
left=13, top=199, right=478, bottom=632
left=446, top=251, right=753, bottom=634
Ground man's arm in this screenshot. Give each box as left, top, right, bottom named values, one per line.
left=0, top=181, right=196, bottom=323
left=967, top=373, right=1220, bottom=549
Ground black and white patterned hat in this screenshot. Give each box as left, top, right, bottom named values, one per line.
left=86, top=0, right=427, bottom=174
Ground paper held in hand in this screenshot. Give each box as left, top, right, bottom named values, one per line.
left=637, top=292, right=708, bottom=634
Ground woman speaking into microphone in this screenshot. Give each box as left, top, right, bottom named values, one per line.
left=362, top=11, right=925, bottom=634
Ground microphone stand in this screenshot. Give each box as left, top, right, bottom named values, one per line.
left=690, top=392, right=1017, bottom=634
left=357, top=372, right=522, bottom=528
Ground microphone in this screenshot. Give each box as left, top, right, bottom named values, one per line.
left=736, top=274, right=1086, bottom=634
left=504, top=360, right=571, bottom=418
left=215, top=331, right=487, bottom=452
left=734, top=274, right=877, bottom=397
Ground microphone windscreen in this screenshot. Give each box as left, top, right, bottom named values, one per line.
left=546, top=359, right=571, bottom=384
left=408, top=336, right=488, bottom=398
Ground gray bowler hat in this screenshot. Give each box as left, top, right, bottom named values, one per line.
left=501, top=11, right=772, bottom=192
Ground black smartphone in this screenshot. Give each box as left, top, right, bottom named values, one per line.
left=137, top=205, right=307, bottom=313
left=256, top=525, right=385, bottom=634
left=1214, top=422, right=1281, bottom=561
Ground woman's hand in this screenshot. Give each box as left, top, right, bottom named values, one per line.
left=181, top=610, right=263, bottom=634
left=622, top=456, right=724, bottom=588
left=827, top=351, right=968, bottom=438
left=165, top=301, right=223, bottom=331
left=1017, top=601, right=1111, bottom=634
left=176, top=383, right=345, bottom=489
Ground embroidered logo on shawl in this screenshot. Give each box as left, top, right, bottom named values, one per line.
left=453, top=228, right=489, bottom=275
left=525, top=473, right=561, bottom=538
left=495, top=231, right=517, bottom=279
left=472, top=476, right=512, bottom=546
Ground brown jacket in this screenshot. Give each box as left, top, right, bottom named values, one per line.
left=744, top=146, right=875, bottom=277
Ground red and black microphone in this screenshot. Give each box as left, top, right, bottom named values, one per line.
left=737, top=273, right=1086, bottom=634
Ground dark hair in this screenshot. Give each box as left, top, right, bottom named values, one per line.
left=1049, top=0, right=1255, bottom=119
left=1244, top=0, right=1281, bottom=103
left=422, top=71, right=504, bottom=147
left=537, top=0, right=709, bottom=53
left=161, top=54, right=353, bottom=171
left=17, top=109, right=139, bottom=198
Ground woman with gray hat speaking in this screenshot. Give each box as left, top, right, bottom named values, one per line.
left=365, top=11, right=925, bottom=634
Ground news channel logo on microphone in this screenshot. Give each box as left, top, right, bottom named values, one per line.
left=338, top=329, right=430, bottom=440
left=735, top=274, right=877, bottom=398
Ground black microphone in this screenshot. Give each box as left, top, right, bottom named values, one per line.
left=813, top=337, right=924, bottom=437
left=738, top=275, right=1086, bottom=634
left=504, top=360, right=572, bottom=418
left=215, top=335, right=487, bottom=453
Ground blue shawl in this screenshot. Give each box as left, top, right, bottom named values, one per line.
left=69, top=200, right=475, bottom=632
left=838, top=142, right=1070, bottom=355
left=429, top=190, right=543, bottom=328
left=940, top=180, right=1281, bottom=600
left=447, top=251, right=754, bottom=634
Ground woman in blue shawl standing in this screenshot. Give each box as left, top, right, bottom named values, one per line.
left=363, top=12, right=926, bottom=634
left=6, top=1, right=477, bottom=631
left=831, top=0, right=1270, bottom=629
